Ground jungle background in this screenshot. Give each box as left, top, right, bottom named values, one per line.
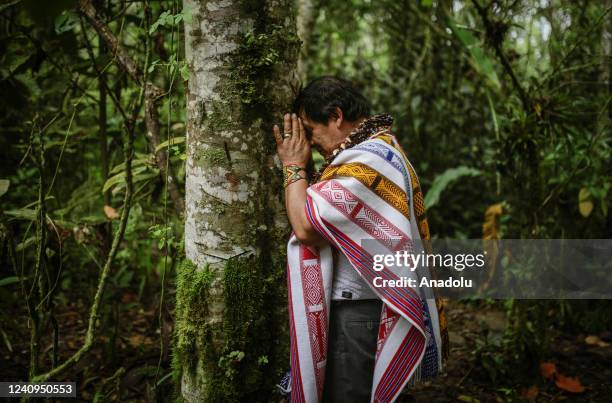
left=0, top=0, right=611, bottom=401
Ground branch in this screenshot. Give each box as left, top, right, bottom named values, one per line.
left=31, top=92, right=138, bottom=384
left=79, top=0, right=185, bottom=215
left=79, top=17, right=131, bottom=123
left=471, top=0, right=532, bottom=113
left=78, top=0, right=144, bottom=86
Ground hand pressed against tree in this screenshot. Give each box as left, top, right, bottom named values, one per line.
left=272, top=113, right=325, bottom=247
left=273, top=112, right=311, bottom=167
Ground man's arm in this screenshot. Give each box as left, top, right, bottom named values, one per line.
left=285, top=171, right=325, bottom=246
left=273, top=113, right=326, bottom=247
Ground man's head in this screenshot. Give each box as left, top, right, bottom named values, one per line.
left=292, top=76, right=371, bottom=157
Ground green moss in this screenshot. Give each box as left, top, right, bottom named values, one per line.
left=217, top=253, right=268, bottom=398
left=173, top=251, right=285, bottom=402
left=172, top=260, right=213, bottom=391
left=195, top=147, right=228, bottom=169
left=207, top=99, right=235, bottom=132
left=228, top=24, right=301, bottom=110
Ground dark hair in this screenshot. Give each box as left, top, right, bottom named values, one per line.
left=292, top=76, right=371, bottom=124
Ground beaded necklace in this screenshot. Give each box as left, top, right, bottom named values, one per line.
left=310, top=113, right=394, bottom=184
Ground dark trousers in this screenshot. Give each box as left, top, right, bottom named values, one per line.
left=322, top=299, right=383, bottom=403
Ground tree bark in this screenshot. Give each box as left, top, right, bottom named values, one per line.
left=180, top=0, right=299, bottom=401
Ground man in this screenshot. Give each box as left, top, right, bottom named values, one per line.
left=273, top=76, right=448, bottom=403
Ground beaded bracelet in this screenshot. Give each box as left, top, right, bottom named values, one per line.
left=283, top=164, right=307, bottom=188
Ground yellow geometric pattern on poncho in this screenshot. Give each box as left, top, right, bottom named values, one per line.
left=372, top=131, right=450, bottom=365
left=373, top=134, right=430, bottom=242
left=320, top=162, right=410, bottom=219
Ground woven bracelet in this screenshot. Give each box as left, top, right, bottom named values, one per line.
left=283, top=164, right=307, bottom=188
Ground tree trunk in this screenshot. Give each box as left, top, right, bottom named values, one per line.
left=178, top=0, right=299, bottom=401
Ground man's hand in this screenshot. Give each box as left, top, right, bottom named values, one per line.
left=272, top=112, right=325, bottom=247
left=273, top=113, right=311, bottom=167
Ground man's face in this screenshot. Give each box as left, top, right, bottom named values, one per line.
left=298, top=112, right=336, bottom=155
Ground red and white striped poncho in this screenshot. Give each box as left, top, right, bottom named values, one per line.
left=286, top=129, right=445, bottom=403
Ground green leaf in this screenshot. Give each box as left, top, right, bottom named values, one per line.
left=16, top=236, right=36, bottom=252
left=149, top=11, right=168, bottom=34
left=105, top=169, right=159, bottom=194
left=425, top=166, right=482, bottom=209
left=448, top=18, right=500, bottom=90
left=7, top=54, right=31, bottom=75
left=109, top=154, right=151, bottom=175
left=3, top=208, right=36, bottom=221
left=0, top=179, right=9, bottom=197
left=54, top=10, right=79, bottom=34
left=103, top=166, right=148, bottom=193
left=0, top=276, right=21, bottom=287
left=180, top=64, right=189, bottom=81
left=154, top=136, right=185, bottom=153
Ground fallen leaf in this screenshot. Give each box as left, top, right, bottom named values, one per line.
left=128, top=334, right=146, bottom=348
left=540, top=362, right=557, bottom=380
left=104, top=205, right=120, bottom=220
left=585, top=335, right=611, bottom=347
left=521, top=385, right=538, bottom=402
left=555, top=374, right=586, bottom=393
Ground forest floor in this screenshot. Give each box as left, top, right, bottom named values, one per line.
left=2, top=296, right=611, bottom=402
left=0, top=289, right=176, bottom=401
left=408, top=301, right=612, bottom=403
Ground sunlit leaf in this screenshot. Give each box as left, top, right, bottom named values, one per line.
left=109, top=154, right=151, bottom=175
left=3, top=208, right=36, bottom=221
left=425, top=166, right=482, bottom=209
left=448, top=18, right=500, bottom=90
left=584, top=335, right=610, bottom=347
left=54, top=10, right=79, bottom=34
left=0, top=276, right=21, bottom=287
left=103, top=166, right=149, bottom=193
left=0, top=179, right=9, bottom=197
left=578, top=188, right=593, bottom=217
left=155, top=136, right=185, bottom=153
